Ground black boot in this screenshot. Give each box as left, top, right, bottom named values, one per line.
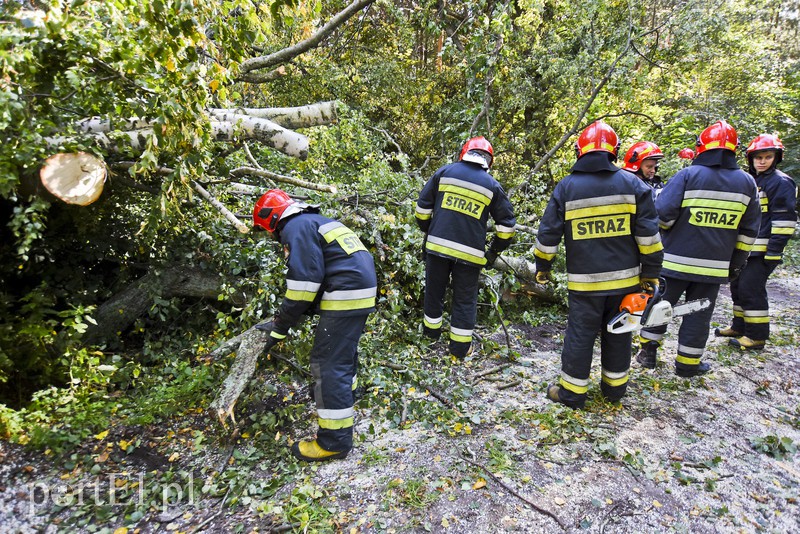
left=675, top=361, right=711, bottom=378
left=635, top=341, right=659, bottom=369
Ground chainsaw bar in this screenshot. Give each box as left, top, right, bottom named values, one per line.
left=643, top=298, right=711, bottom=327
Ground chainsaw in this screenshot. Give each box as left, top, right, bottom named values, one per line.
left=607, top=277, right=711, bottom=334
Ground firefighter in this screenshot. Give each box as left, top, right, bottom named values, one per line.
left=622, top=141, right=665, bottom=197
left=535, top=120, right=663, bottom=409
left=415, top=136, right=516, bottom=359
left=252, top=189, right=377, bottom=462
left=636, top=121, right=761, bottom=375
left=715, top=134, right=797, bottom=350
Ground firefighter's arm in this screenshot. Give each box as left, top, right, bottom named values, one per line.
left=273, top=226, right=325, bottom=336
left=634, top=183, right=664, bottom=280
left=415, top=172, right=440, bottom=232
left=732, top=182, right=763, bottom=270
left=765, top=179, right=797, bottom=263
left=533, top=190, right=564, bottom=277
left=487, top=187, right=517, bottom=258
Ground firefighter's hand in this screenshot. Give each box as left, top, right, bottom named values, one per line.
left=484, top=249, right=498, bottom=267
left=255, top=320, right=274, bottom=333
left=535, top=270, right=551, bottom=284
left=640, top=277, right=660, bottom=291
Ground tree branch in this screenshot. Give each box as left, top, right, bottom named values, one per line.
left=237, top=0, right=376, bottom=83
left=230, top=166, right=337, bottom=193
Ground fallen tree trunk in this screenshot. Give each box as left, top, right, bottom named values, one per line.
left=491, top=255, right=559, bottom=302
left=46, top=117, right=309, bottom=159
left=208, top=326, right=269, bottom=427
left=86, top=265, right=238, bottom=343
left=75, top=101, right=338, bottom=133
left=40, top=152, right=107, bottom=206
left=208, top=101, right=337, bottom=130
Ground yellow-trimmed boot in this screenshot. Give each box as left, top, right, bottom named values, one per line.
left=290, top=440, right=349, bottom=462
left=729, top=336, right=765, bottom=351
left=714, top=326, right=743, bottom=338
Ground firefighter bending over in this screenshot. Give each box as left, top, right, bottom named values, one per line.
left=253, top=190, right=377, bottom=462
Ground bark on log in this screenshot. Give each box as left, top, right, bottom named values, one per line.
left=208, top=101, right=337, bottom=130
left=208, top=326, right=269, bottom=427
left=76, top=102, right=337, bottom=132
left=490, top=255, right=559, bottom=302
left=47, top=118, right=308, bottom=159
left=210, top=115, right=309, bottom=159
left=39, top=152, right=106, bottom=206
left=86, top=265, right=236, bottom=343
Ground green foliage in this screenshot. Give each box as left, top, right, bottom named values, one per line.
left=0, top=1, right=799, bottom=529
left=749, top=434, right=797, bottom=460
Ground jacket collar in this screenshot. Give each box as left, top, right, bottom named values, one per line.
left=571, top=152, right=619, bottom=173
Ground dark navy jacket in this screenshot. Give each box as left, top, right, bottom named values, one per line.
left=656, top=152, right=761, bottom=283
left=749, top=168, right=797, bottom=261
left=272, top=213, right=377, bottom=335
left=415, top=160, right=516, bottom=265
left=534, top=152, right=663, bottom=295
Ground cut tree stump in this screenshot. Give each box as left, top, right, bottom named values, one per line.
left=40, top=152, right=106, bottom=205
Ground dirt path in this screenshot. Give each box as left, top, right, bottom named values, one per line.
left=2, top=271, right=798, bottom=533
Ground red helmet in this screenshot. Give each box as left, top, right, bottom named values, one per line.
left=695, top=120, right=738, bottom=154
left=460, top=136, right=494, bottom=167
left=253, top=189, right=295, bottom=233
left=622, top=141, right=664, bottom=172
left=576, top=120, right=620, bottom=159
left=746, top=134, right=784, bottom=164
left=678, top=148, right=695, bottom=160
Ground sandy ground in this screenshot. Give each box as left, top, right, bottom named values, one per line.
left=2, top=270, right=798, bottom=533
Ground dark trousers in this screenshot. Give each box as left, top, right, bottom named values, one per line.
left=730, top=257, right=775, bottom=341
left=639, top=277, right=719, bottom=373
left=423, top=254, right=480, bottom=357
left=558, top=293, right=632, bottom=408
left=310, top=313, right=368, bottom=452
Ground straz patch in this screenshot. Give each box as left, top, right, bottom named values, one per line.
left=334, top=230, right=368, bottom=255
left=689, top=208, right=741, bottom=228
left=571, top=215, right=630, bottom=240
left=441, top=192, right=485, bottom=219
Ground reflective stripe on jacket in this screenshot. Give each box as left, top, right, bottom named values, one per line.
left=274, top=213, right=377, bottom=334
left=750, top=168, right=797, bottom=261
left=535, top=167, right=663, bottom=295
left=656, top=164, right=760, bottom=283
left=416, top=161, right=516, bottom=265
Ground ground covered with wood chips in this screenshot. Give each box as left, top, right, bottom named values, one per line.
left=2, top=269, right=799, bottom=533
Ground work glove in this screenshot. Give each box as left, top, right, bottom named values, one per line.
left=484, top=249, right=498, bottom=267
left=535, top=270, right=551, bottom=284
left=728, top=265, right=742, bottom=282
left=640, top=277, right=660, bottom=292
left=255, top=320, right=275, bottom=333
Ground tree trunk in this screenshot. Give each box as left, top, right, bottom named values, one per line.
left=39, top=152, right=107, bottom=206
left=492, top=255, right=558, bottom=302
left=208, top=101, right=337, bottom=130
left=208, top=326, right=269, bottom=427
left=86, top=265, right=235, bottom=343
